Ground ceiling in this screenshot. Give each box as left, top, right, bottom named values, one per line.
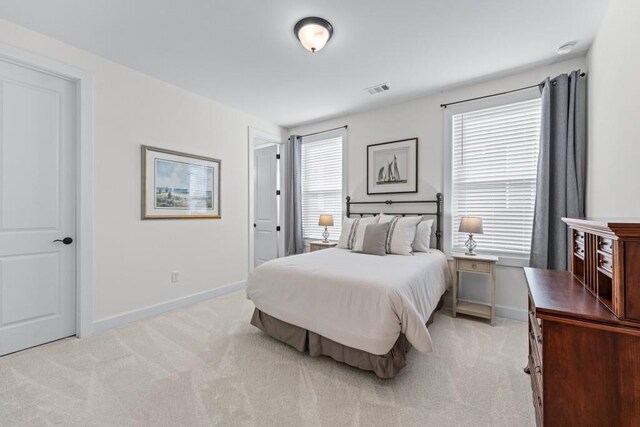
left=0, top=0, right=609, bottom=128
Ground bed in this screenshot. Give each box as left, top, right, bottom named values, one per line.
left=246, top=195, right=451, bottom=378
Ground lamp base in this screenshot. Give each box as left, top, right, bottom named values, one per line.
left=322, top=227, right=330, bottom=243
left=464, top=234, right=477, bottom=255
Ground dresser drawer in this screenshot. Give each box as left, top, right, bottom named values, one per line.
left=528, top=353, right=544, bottom=426
left=598, top=253, right=613, bottom=275
left=457, top=259, right=491, bottom=273
left=529, top=311, right=543, bottom=352
left=574, top=244, right=585, bottom=259
left=529, top=334, right=543, bottom=382
left=598, top=236, right=613, bottom=255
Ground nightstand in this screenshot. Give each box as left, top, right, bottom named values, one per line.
left=452, top=253, right=499, bottom=325
left=309, top=241, right=337, bottom=252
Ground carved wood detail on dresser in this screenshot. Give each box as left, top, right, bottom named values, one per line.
left=525, top=218, right=640, bottom=427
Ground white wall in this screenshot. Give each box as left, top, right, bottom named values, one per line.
left=586, top=0, right=640, bottom=217
left=290, top=56, right=587, bottom=319
left=0, top=20, right=285, bottom=323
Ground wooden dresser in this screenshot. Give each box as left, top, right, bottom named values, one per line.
left=525, top=218, right=640, bottom=427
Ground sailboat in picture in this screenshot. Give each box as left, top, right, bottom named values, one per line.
left=368, top=137, right=417, bottom=195
left=376, top=154, right=407, bottom=185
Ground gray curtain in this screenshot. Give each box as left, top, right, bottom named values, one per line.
left=285, top=135, right=304, bottom=255
left=530, top=70, right=586, bottom=269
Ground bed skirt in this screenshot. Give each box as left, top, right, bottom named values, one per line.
left=250, top=297, right=443, bottom=379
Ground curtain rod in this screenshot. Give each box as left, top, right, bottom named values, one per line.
left=290, top=125, right=347, bottom=139
left=440, top=72, right=586, bottom=109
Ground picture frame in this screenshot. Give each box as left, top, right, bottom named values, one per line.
left=141, top=145, right=221, bottom=219
left=367, top=138, right=418, bottom=194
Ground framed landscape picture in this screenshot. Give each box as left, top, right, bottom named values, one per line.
left=367, top=138, right=418, bottom=194
left=141, top=145, right=221, bottom=219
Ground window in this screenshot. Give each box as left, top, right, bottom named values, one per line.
left=449, top=95, right=541, bottom=261
left=301, top=132, right=344, bottom=240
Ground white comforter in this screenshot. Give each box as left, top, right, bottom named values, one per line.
left=246, top=248, right=452, bottom=355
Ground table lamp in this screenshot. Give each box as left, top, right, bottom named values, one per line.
left=318, top=214, right=334, bottom=243
left=459, top=216, right=483, bottom=255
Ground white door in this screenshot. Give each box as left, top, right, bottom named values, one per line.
left=0, top=59, right=77, bottom=356
left=253, top=145, right=278, bottom=267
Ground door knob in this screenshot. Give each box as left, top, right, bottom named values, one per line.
left=53, top=237, right=73, bottom=245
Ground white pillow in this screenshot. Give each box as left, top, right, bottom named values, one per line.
left=351, top=216, right=380, bottom=251
left=378, top=214, right=422, bottom=255
left=337, top=217, right=356, bottom=249
left=337, top=216, right=379, bottom=250
left=413, top=218, right=434, bottom=252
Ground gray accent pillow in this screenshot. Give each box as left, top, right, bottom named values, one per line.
left=359, top=222, right=391, bottom=256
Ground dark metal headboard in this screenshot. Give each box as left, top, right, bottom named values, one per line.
left=346, top=193, right=444, bottom=250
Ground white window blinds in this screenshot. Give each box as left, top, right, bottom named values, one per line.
left=452, top=98, right=541, bottom=258
left=301, top=135, right=343, bottom=240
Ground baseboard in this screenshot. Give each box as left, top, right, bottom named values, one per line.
left=92, top=280, right=246, bottom=334
left=494, top=304, right=527, bottom=321
left=443, top=295, right=527, bottom=321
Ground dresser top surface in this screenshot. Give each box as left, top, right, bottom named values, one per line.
left=563, top=217, right=640, bottom=225
left=562, top=217, right=640, bottom=237
left=524, top=268, right=618, bottom=324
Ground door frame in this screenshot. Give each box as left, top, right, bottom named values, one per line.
left=248, top=127, right=284, bottom=272
left=0, top=43, right=95, bottom=338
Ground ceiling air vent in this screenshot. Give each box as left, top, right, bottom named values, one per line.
left=365, top=83, right=390, bottom=95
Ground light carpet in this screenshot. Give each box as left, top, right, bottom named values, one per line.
left=0, top=291, right=534, bottom=426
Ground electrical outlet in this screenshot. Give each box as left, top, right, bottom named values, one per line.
left=171, top=271, right=180, bottom=283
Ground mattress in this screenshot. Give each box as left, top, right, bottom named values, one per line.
left=246, top=248, right=451, bottom=355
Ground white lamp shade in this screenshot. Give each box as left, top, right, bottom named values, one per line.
left=294, top=16, right=335, bottom=53
left=297, top=23, right=330, bottom=52
left=318, top=214, right=334, bottom=227
left=459, top=216, right=483, bottom=234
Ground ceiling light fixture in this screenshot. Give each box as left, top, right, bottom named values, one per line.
left=294, top=17, right=333, bottom=53
left=557, top=41, right=577, bottom=55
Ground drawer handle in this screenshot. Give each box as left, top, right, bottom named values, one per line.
left=471, top=263, right=477, bottom=269
left=537, top=396, right=542, bottom=406
left=535, top=366, right=541, bottom=374
left=537, top=336, right=542, bottom=344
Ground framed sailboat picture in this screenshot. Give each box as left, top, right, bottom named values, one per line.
left=367, top=138, right=418, bottom=194
left=141, top=145, right=221, bottom=219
